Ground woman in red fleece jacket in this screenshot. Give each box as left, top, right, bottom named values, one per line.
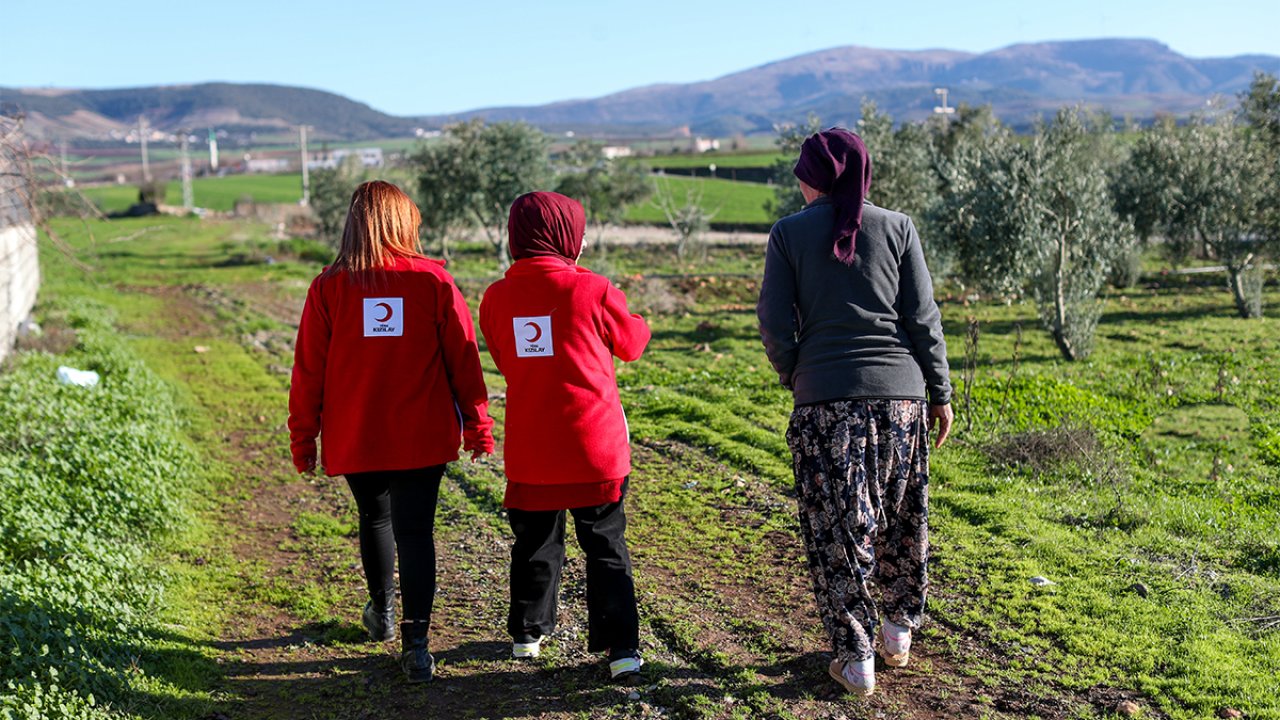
left=479, top=191, right=650, bottom=683
left=288, top=180, right=494, bottom=684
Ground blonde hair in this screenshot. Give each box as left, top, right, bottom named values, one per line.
left=325, top=180, right=424, bottom=278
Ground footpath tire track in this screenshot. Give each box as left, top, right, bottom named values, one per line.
left=141, top=278, right=1167, bottom=720
left=162, top=283, right=660, bottom=718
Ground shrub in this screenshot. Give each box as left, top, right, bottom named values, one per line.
left=0, top=300, right=200, bottom=719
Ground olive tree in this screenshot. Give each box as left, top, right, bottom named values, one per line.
left=764, top=113, right=823, bottom=219
left=1241, top=72, right=1280, bottom=247
left=555, top=143, right=651, bottom=255
left=416, top=120, right=552, bottom=269
left=856, top=101, right=934, bottom=221
left=938, top=108, right=1134, bottom=360
left=412, top=128, right=479, bottom=261
left=928, top=114, right=1020, bottom=290
left=309, top=154, right=369, bottom=246
left=1117, top=107, right=1274, bottom=318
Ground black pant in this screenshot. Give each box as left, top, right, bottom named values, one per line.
left=345, top=465, right=444, bottom=623
left=507, top=483, right=639, bottom=653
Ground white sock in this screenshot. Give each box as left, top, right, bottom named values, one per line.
left=883, top=619, right=911, bottom=654
left=841, top=656, right=874, bottom=681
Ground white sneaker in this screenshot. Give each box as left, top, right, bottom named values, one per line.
left=878, top=619, right=911, bottom=667
left=828, top=657, right=875, bottom=696
left=608, top=654, right=644, bottom=683
left=512, top=637, right=542, bottom=659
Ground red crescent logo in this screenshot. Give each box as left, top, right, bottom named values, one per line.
left=375, top=302, right=393, bottom=323
left=524, top=321, right=542, bottom=343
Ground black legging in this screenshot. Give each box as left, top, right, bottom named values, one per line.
left=345, top=465, right=444, bottom=623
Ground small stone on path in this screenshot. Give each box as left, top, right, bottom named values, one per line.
left=1116, top=700, right=1141, bottom=717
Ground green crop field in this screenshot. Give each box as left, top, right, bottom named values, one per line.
left=76, top=171, right=776, bottom=227
left=7, top=213, right=1280, bottom=720
left=624, top=175, right=776, bottom=226
left=638, top=152, right=784, bottom=170
left=77, top=173, right=306, bottom=213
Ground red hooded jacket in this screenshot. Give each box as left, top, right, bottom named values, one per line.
left=289, top=255, right=494, bottom=476
left=480, top=257, right=650, bottom=510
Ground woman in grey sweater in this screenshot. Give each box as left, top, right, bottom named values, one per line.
left=757, top=128, right=953, bottom=697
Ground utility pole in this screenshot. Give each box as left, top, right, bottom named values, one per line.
left=299, top=124, right=310, bottom=206
left=180, top=131, right=194, bottom=211
left=208, top=128, right=219, bottom=171
left=60, top=139, right=74, bottom=187
left=138, top=115, right=152, bottom=182
left=934, top=88, right=956, bottom=123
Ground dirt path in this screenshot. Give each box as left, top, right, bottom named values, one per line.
left=132, top=281, right=1161, bottom=720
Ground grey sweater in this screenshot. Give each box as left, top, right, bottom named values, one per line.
left=757, top=197, right=952, bottom=406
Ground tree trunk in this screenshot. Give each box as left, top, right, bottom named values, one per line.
left=594, top=222, right=609, bottom=260
left=1227, top=263, right=1261, bottom=319
left=494, top=223, right=510, bottom=271
left=1052, top=234, right=1078, bottom=361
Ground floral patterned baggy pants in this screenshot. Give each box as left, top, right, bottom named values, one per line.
left=786, top=399, right=930, bottom=663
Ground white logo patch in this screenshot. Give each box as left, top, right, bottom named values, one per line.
left=364, top=297, right=404, bottom=337
left=514, top=315, right=552, bottom=357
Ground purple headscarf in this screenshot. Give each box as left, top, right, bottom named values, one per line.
left=792, top=128, right=873, bottom=265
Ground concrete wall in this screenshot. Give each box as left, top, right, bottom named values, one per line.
left=0, top=149, right=39, bottom=364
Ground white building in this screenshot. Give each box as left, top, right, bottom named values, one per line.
left=692, top=137, right=720, bottom=153
left=307, top=147, right=384, bottom=170
left=246, top=157, right=291, bottom=174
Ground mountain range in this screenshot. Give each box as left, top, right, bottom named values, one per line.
left=5, top=39, right=1279, bottom=142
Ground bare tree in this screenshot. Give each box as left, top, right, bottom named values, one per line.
left=650, top=179, right=718, bottom=262
left=0, top=114, right=96, bottom=270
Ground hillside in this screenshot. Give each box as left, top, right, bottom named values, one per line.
left=5, top=39, right=1279, bottom=142
left=427, top=39, right=1280, bottom=133
left=0, top=83, right=418, bottom=141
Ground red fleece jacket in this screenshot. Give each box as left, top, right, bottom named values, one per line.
left=288, top=256, right=494, bottom=476
left=479, top=257, right=650, bottom=510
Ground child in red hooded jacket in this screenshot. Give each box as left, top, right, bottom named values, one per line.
left=289, top=180, right=494, bottom=684
left=479, top=191, right=650, bottom=683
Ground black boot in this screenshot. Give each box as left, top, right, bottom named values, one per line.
left=400, top=621, right=434, bottom=683
left=362, top=598, right=396, bottom=642
left=362, top=588, right=396, bottom=641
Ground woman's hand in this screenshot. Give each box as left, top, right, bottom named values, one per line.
left=298, top=456, right=318, bottom=476
left=928, top=404, right=953, bottom=449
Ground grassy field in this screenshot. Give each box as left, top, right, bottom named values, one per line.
left=637, top=152, right=784, bottom=170
left=77, top=174, right=306, bottom=213
left=75, top=171, right=778, bottom=227
left=624, top=175, right=776, bottom=226
left=9, top=214, right=1280, bottom=719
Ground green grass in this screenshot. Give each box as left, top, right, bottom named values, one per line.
left=74, top=167, right=776, bottom=227
left=0, top=299, right=217, bottom=719
left=18, top=216, right=1280, bottom=718
left=9, top=216, right=326, bottom=719
left=623, top=175, right=774, bottom=226
left=614, top=269, right=1280, bottom=718
left=77, top=174, right=306, bottom=213
left=635, top=152, right=784, bottom=170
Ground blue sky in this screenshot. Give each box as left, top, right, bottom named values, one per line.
left=4, top=0, right=1278, bottom=116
